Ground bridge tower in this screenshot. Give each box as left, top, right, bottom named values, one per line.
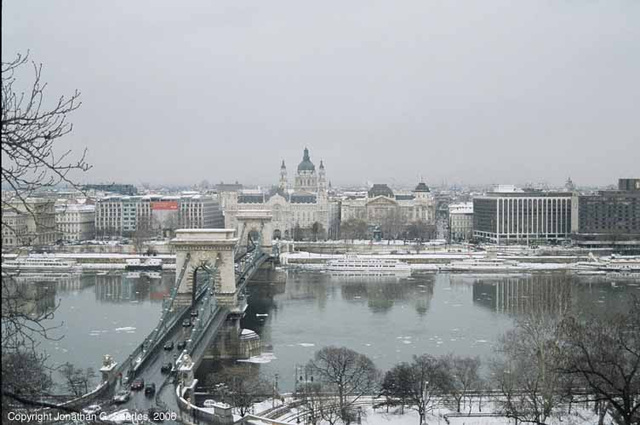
left=235, top=210, right=273, bottom=254
left=171, top=229, right=238, bottom=307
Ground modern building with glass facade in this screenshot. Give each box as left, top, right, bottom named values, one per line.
left=473, top=188, right=572, bottom=244
left=572, top=178, right=640, bottom=252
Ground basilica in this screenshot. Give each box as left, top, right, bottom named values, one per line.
left=221, top=147, right=436, bottom=240
left=221, top=148, right=333, bottom=239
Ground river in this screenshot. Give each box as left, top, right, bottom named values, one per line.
left=11, top=268, right=639, bottom=392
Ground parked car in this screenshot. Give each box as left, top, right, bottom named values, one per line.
left=131, top=378, right=145, bottom=391
left=163, top=341, right=174, bottom=350
left=82, top=404, right=102, bottom=415
left=113, top=389, right=130, bottom=404
left=203, top=399, right=217, bottom=407
left=160, top=363, right=173, bottom=374
left=145, top=383, right=156, bottom=396
left=177, top=341, right=186, bottom=350
left=182, top=319, right=192, bottom=327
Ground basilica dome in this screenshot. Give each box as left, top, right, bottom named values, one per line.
left=297, top=147, right=315, bottom=172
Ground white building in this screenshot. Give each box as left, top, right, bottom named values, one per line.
left=448, top=202, right=473, bottom=241
left=6, top=198, right=59, bottom=246
left=340, top=183, right=437, bottom=238
left=179, top=192, right=225, bottom=229
left=1, top=210, right=28, bottom=248
left=473, top=188, right=573, bottom=244
left=221, top=148, right=331, bottom=240
left=95, top=194, right=224, bottom=237
left=56, top=204, right=96, bottom=242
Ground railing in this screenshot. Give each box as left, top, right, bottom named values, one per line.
left=145, top=253, right=192, bottom=349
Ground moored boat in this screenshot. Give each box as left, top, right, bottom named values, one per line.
left=2, top=254, right=80, bottom=271
left=324, top=255, right=412, bottom=274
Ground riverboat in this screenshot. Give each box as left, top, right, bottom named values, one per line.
left=324, top=255, right=412, bottom=274
left=2, top=255, right=80, bottom=271
left=574, top=255, right=640, bottom=274
left=125, top=258, right=163, bottom=271
left=439, top=258, right=522, bottom=272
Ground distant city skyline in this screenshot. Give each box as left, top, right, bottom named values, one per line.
left=3, top=1, right=638, bottom=187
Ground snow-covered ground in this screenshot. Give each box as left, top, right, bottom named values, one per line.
left=251, top=399, right=606, bottom=425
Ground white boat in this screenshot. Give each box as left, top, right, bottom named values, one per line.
left=2, top=255, right=80, bottom=271
left=324, top=255, right=412, bottom=274
left=598, top=256, right=640, bottom=272
left=439, top=258, right=523, bottom=272
left=574, top=255, right=640, bottom=274
left=125, top=258, right=162, bottom=271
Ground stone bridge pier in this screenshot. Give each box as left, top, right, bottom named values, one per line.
left=171, top=229, right=238, bottom=307
left=235, top=210, right=273, bottom=254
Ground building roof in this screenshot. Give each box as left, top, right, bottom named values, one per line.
left=449, top=202, right=473, bottom=214
left=368, top=184, right=394, bottom=198
left=297, top=148, right=315, bottom=172
left=238, top=194, right=265, bottom=204
left=413, top=182, right=430, bottom=193
left=395, top=194, right=415, bottom=201
left=290, top=192, right=317, bottom=204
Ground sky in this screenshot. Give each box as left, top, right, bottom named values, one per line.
left=2, top=1, right=639, bottom=188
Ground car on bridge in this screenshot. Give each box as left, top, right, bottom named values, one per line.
left=163, top=341, right=174, bottom=350
left=131, top=378, right=145, bottom=391
left=177, top=340, right=186, bottom=350
left=182, top=319, right=192, bottom=327
left=112, top=389, right=130, bottom=404
left=145, top=383, right=156, bottom=396
left=190, top=310, right=199, bottom=318
left=160, top=363, right=173, bottom=374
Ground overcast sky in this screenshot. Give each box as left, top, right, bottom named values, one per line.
left=3, top=1, right=638, bottom=188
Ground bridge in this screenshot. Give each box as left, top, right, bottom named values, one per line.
left=88, top=211, right=275, bottom=420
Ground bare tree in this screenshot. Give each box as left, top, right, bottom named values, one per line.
left=59, top=363, right=96, bottom=397
left=404, top=354, right=452, bottom=425
left=560, top=296, right=640, bottom=425
left=311, top=221, right=324, bottom=241
left=380, top=362, right=413, bottom=413
left=340, top=218, right=368, bottom=240
left=132, top=214, right=155, bottom=253
left=206, top=365, right=270, bottom=417
left=1, top=52, right=88, bottom=412
left=2, top=52, right=89, bottom=228
left=406, top=221, right=435, bottom=242
left=444, top=355, right=482, bottom=413
left=492, top=313, right=569, bottom=425
left=300, top=382, right=342, bottom=425
left=307, top=346, right=379, bottom=423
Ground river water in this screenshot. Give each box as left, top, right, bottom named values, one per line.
left=14, top=269, right=639, bottom=392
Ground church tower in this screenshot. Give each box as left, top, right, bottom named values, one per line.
left=318, top=160, right=327, bottom=195
left=279, top=160, right=288, bottom=191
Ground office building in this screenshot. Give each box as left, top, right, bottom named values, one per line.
left=473, top=186, right=572, bottom=244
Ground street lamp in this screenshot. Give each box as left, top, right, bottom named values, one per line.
left=272, top=373, right=279, bottom=408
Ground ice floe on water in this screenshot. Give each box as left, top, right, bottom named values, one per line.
left=298, top=343, right=315, bottom=347
left=115, top=326, right=136, bottom=332
left=238, top=352, right=277, bottom=364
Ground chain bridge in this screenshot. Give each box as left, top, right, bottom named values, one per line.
left=93, top=211, right=277, bottom=419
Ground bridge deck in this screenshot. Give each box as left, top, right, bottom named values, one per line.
left=101, top=249, right=272, bottom=415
